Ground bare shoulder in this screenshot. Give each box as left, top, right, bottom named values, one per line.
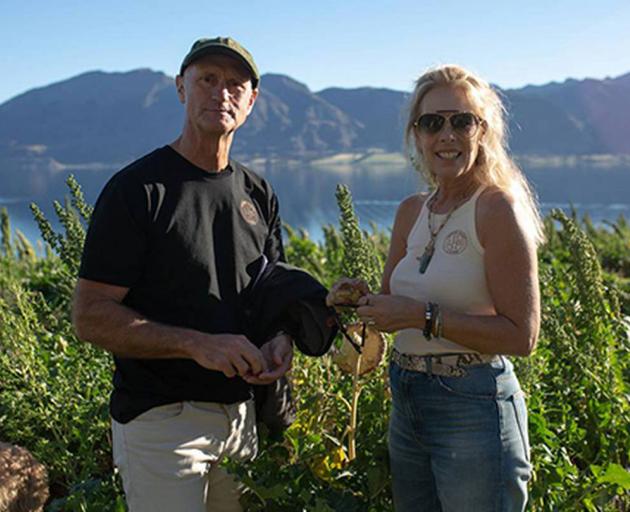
left=397, top=192, right=428, bottom=222
left=477, top=186, right=524, bottom=247
left=382, top=192, right=428, bottom=293
left=478, top=186, right=516, bottom=214
left=392, top=193, right=427, bottom=241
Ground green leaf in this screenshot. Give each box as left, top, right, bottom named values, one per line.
left=257, top=483, right=286, bottom=500
left=597, top=463, right=630, bottom=489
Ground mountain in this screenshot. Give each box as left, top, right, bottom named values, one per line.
left=318, top=87, right=409, bottom=152
left=236, top=74, right=361, bottom=156
left=2, top=69, right=630, bottom=163
left=0, top=69, right=181, bottom=163
left=0, top=69, right=629, bottom=201
left=509, top=72, right=630, bottom=155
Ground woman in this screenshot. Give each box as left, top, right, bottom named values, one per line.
left=330, top=65, right=543, bottom=511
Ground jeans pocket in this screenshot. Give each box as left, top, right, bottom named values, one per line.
left=510, top=391, right=530, bottom=462
left=134, top=402, right=184, bottom=422
left=435, top=366, right=497, bottom=400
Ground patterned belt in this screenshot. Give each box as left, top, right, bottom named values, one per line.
left=391, top=348, right=501, bottom=377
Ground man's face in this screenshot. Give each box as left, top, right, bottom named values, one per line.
left=176, top=54, right=258, bottom=137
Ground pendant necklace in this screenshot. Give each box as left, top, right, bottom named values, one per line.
left=417, top=191, right=459, bottom=274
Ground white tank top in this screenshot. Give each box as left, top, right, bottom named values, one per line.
left=390, top=186, right=494, bottom=355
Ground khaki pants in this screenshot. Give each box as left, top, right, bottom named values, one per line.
left=112, top=400, right=257, bottom=512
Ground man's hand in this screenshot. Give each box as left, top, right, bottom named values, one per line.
left=73, top=279, right=277, bottom=378
left=188, top=333, right=268, bottom=379
left=243, top=333, right=293, bottom=385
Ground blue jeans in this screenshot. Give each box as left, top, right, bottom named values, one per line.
left=388, top=357, right=531, bottom=512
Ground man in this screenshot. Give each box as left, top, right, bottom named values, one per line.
left=72, top=37, right=292, bottom=511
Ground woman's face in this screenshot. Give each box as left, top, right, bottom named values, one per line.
left=414, top=84, right=485, bottom=183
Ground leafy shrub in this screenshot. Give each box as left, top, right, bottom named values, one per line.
left=0, top=177, right=120, bottom=510
left=515, top=210, right=630, bottom=511
left=0, top=177, right=628, bottom=510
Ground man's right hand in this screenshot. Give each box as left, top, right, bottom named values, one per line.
left=73, top=278, right=267, bottom=379
left=187, top=333, right=268, bottom=379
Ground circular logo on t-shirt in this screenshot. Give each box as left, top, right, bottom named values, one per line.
left=240, top=200, right=259, bottom=226
left=443, top=230, right=468, bottom=254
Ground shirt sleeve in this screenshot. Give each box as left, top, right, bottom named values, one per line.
left=264, top=191, right=286, bottom=266
left=78, top=175, right=148, bottom=287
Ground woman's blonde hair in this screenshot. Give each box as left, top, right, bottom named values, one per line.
left=404, top=64, right=545, bottom=246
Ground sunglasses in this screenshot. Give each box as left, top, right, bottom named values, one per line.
left=413, top=112, right=483, bottom=138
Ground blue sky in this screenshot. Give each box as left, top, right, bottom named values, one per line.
left=2, top=0, right=629, bottom=104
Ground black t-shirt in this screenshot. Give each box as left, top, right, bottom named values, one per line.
left=79, top=146, right=285, bottom=423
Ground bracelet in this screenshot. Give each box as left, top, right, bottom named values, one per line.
left=423, top=302, right=434, bottom=340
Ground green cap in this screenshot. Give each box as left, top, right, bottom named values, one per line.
left=180, top=37, right=260, bottom=88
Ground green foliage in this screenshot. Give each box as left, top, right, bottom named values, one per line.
left=335, top=184, right=383, bottom=292
left=0, top=176, right=122, bottom=509
left=30, top=174, right=90, bottom=275
left=14, top=229, right=36, bottom=263
left=0, top=178, right=628, bottom=510
left=514, top=210, right=630, bottom=511
left=47, top=474, right=126, bottom=512
left=227, top=352, right=392, bottom=511
left=0, top=284, right=113, bottom=489
left=283, top=224, right=329, bottom=285
left=1, top=206, right=11, bottom=258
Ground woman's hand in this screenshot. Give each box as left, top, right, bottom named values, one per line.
left=356, top=294, right=424, bottom=333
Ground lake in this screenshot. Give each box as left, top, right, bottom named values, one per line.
left=1, top=160, right=630, bottom=248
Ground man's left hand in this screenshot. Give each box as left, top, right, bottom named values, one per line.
left=243, top=333, right=293, bottom=385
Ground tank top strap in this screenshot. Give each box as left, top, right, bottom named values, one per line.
left=406, top=188, right=438, bottom=245
left=468, top=184, right=486, bottom=208
left=471, top=184, right=486, bottom=202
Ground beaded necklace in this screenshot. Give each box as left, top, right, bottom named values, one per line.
left=416, top=188, right=474, bottom=274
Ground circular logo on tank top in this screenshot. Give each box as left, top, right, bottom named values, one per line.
left=240, top=200, right=259, bottom=226
left=443, top=230, right=468, bottom=254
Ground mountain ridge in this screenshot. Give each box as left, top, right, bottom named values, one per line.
left=1, top=68, right=629, bottom=178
